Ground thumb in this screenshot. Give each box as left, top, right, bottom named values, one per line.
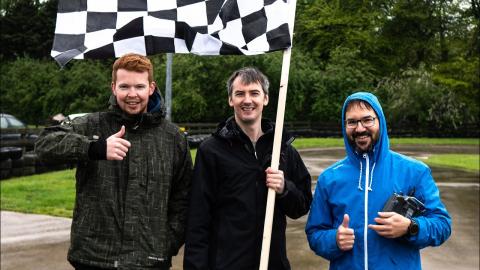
left=114, top=125, right=125, bottom=138
left=342, top=214, right=350, bottom=228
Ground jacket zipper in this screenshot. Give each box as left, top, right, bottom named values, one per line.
left=363, top=153, right=369, bottom=270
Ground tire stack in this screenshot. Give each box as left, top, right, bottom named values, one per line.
left=0, top=158, right=12, bottom=179
left=0, top=147, right=23, bottom=180
left=15, top=152, right=37, bottom=176
left=1, top=148, right=73, bottom=179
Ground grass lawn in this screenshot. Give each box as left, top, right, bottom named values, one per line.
left=292, top=138, right=344, bottom=148
left=423, top=154, right=479, bottom=172
left=1, top=170, right=76, bottom=218
left=1, top=138, right=478, bottom=218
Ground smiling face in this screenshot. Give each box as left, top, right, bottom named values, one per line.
left=345, top=101, right=380, bottom=153
left=228, top=77, right=269, bottom=127
left=111, top=69, right=155, bottom=115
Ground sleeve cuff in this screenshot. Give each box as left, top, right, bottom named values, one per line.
left=277, top=178, right=295, bottom=199
left=88, top=139, right=107, bottom=160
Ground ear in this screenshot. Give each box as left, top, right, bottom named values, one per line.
left=228, top=96, right=234, bottom=107
left=149, top=81, right=156, bottom=95
left=264, top=94, right=269, bottom=106
left=111, top=82, right=116, bottom=95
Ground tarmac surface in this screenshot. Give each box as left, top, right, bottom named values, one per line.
left=1, top=144, right=479, bottom=270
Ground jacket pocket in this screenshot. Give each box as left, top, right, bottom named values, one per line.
left=76, top=209, right=116, bottom=237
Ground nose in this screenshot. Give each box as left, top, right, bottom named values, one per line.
left=126, top=87, right=137, bottom=97
left=355, top=121, right=367, bottom=131
left=243, top=93, right=252, bottom=103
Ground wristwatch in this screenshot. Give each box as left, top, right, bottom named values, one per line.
left=408, top=218, right=419, bottom=236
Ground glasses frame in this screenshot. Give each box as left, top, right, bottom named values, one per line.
left=345, top=116, right=376, bottom=129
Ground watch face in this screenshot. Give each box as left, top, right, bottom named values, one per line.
left=409, top=220, right=419, bottom=235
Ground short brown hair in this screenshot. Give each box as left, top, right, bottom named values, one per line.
left=226, top=67, right=269, bottom=97
left=112, top=53, right=154, bottom=83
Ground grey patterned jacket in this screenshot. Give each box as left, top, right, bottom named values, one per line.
left=35, top=91, right=192, bottom=269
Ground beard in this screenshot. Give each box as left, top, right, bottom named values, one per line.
left=348, top=131, right=376, bottom=153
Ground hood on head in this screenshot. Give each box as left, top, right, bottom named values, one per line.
left=341, top=92, right=390, bottom=162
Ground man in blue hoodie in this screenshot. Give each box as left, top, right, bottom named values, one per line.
left=305, top=92, right=451, bottom=270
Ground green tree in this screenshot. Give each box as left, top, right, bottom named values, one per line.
left=56, top=60, right=112, bottom=115
left=0, top=0, right=477, bottom=133
left=0, top=58, right=111, bottom=125
left=377, top=0, right=438, bottom=70
left=0, top=58, right=60, bottom=125
left=0, top=0, right=57, bottom=59
left=311, top=47, right=376, bottom=122
left=295, top=0, right=381, bottom=64
left=375, top=65, right=468, bottom=130
left=432, top=56, right=479, bottom=124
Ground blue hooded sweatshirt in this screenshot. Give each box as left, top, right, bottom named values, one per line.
left=305, top=92, right=451, bottom=270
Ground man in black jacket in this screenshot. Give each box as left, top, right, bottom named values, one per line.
left=36, top=53, right=192, bottom=270
left=184, top=67, right=312, bottom=270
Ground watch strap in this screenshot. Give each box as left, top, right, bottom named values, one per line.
left=408, top=218, right=419, bottom=236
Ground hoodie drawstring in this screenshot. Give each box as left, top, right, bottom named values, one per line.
left=357, top=161, right=363, bottom=190
left=368, top=162, right=376, bottom=191
left=358, top=159, right=376, bottom=191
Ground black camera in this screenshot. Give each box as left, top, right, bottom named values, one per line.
left=382, top=193, right=426, bottom=219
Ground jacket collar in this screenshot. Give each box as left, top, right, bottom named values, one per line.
left=214, top=117, right=295, bottom=147
left=108, top=88, right=166, bottom=129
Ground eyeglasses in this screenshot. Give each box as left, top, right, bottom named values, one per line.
left=345, top=116, right=376, bottom=129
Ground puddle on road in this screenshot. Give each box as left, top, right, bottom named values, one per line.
left=429, top=166, right=479, bottom=183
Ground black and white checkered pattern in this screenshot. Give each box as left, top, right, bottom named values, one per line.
left=52, top=0, right=293, bottom=66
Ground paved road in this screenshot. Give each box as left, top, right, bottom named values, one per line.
left=1, top=211, right=72, bottom=270
left=1, top=145, right=478, bottom=269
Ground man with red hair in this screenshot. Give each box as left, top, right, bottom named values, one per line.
left=36, top=53, right=192, bottom=270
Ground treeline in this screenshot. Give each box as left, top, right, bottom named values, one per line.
left=0, top=0, right=478, bottom=133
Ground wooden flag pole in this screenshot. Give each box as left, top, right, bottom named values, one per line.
left=259, top=1, right=298, bottom=269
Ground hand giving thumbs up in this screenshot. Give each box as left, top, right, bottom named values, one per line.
left=106, top=125, right=131, bottom=160
left=336, top=214, right=355, bottom=251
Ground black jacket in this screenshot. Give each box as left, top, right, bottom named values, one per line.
left=36, top=91, right=192, bottom=269
left=184, top=117, right=312, bottom=270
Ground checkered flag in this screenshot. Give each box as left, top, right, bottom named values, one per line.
left=52, top=0, right=293, bottom=66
